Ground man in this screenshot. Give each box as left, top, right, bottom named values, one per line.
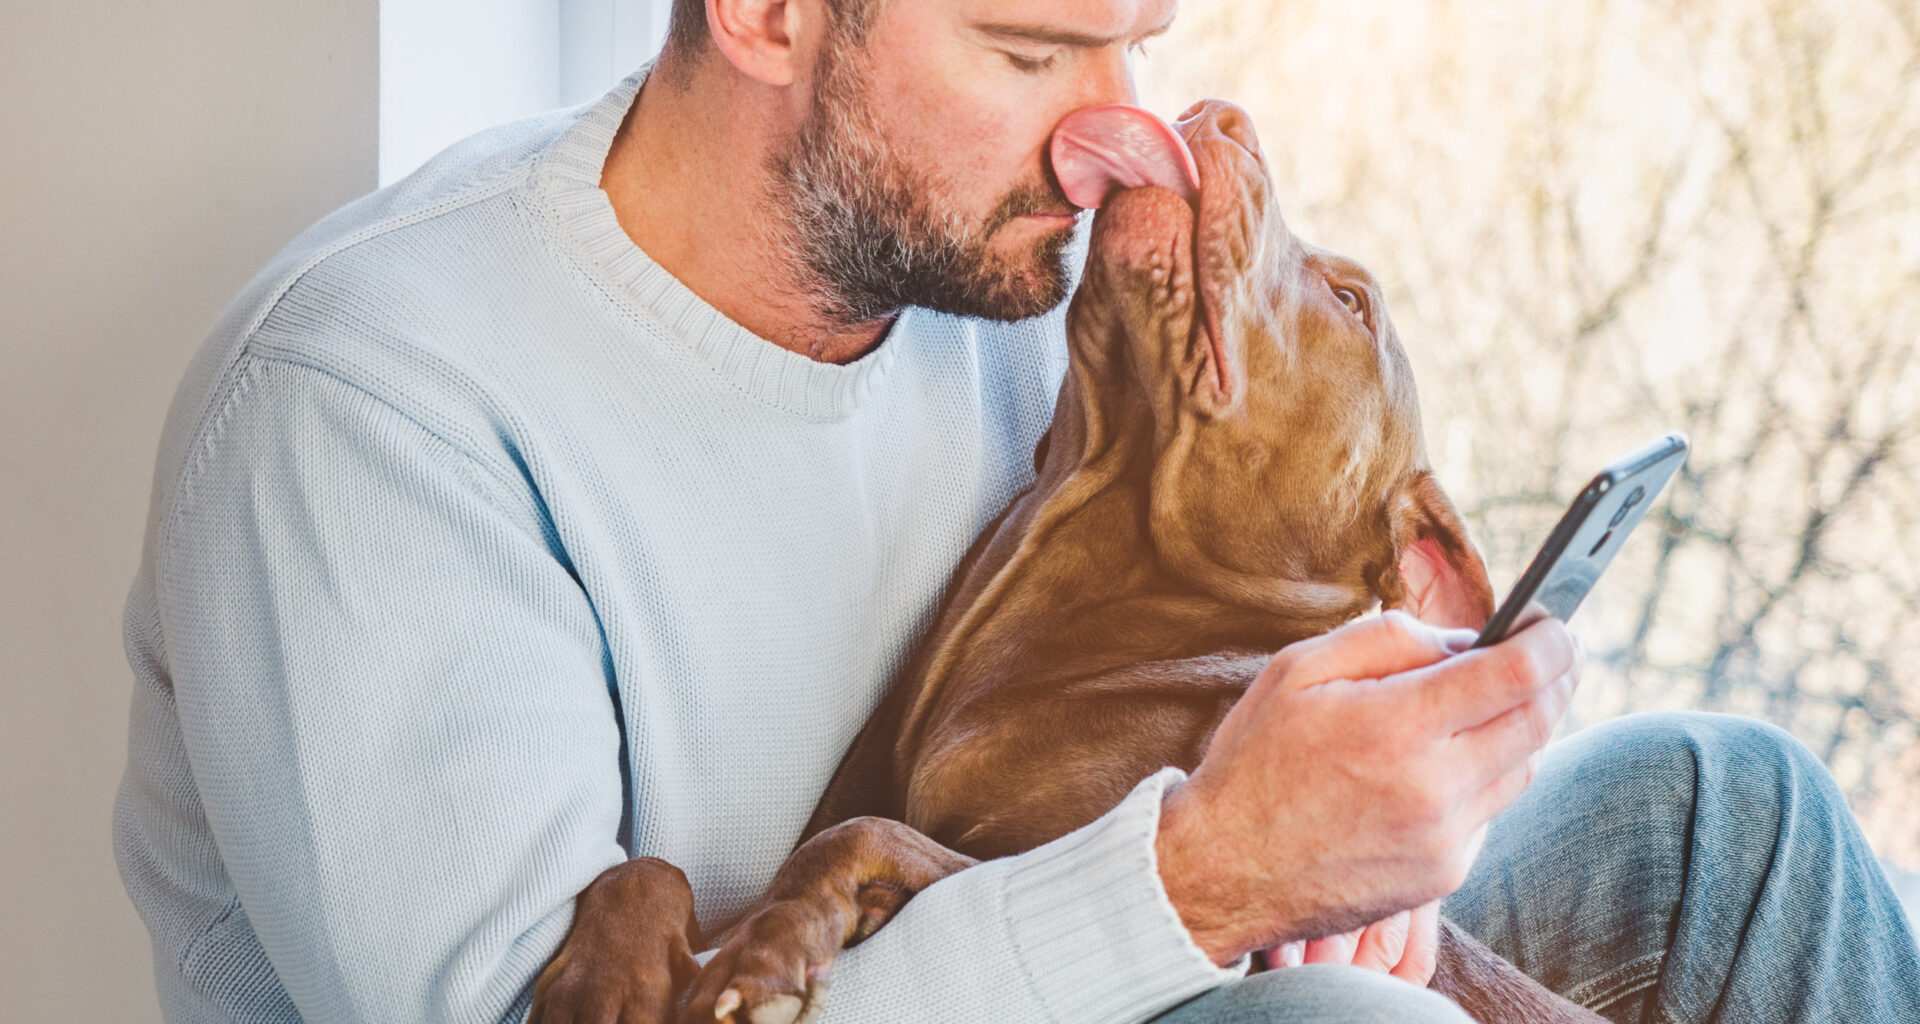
left=114, top=0, right=1919, bottom=1021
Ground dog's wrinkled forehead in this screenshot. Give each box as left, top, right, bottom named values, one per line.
left=1067, top=100, right=1417, bottom=454
left=1053, top=103, right=1479, bottom=625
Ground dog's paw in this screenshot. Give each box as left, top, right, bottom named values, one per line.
left=681, top=900, right=843, bottom=1024
left=532, top=938, right=696, bottom=1024
left=530, top=857, right=702, bottom=1024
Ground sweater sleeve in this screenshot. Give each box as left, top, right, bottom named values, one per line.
left=157, top=352, right=1240, bottom=1024
left=155, top=353, right=625, bottom=1023
left=797, top=767, right=1247, bottom=1024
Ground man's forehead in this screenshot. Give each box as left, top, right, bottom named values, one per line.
left=958, top=0, right=1177, bottom=47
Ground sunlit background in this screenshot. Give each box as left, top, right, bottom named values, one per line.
left=4, top=2, right=1914, bottom=1018
left=1138, top=0, right=1920, bottom=876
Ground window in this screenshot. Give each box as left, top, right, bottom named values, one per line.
left=1141, top=0, right=1920, bottom=893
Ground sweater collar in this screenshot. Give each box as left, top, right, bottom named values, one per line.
left=531, top=65, right=905, bottom=423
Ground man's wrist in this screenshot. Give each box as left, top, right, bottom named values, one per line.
left=1153, top=780, right=1249, bottom=967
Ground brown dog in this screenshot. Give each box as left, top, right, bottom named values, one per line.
left=532, top=101, right=1607, bottom=1024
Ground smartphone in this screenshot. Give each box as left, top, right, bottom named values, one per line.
left=1474, top=432, right=1690, bottom=647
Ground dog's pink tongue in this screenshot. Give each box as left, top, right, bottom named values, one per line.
left=1051, top=105, right=1200, bottom=210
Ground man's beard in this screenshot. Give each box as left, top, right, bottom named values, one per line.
left=767, top=34, right=1077, bottom=327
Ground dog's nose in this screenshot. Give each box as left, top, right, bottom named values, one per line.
left=1210, top=106, right=1259, bottom=154
left=1175, top=100, right=1263, bottom=160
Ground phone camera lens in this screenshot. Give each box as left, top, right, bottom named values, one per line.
left=1608, top=485, right=1647, bottom=529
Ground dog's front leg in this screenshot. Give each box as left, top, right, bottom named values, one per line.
left=531, top=856, right=704, bottom=1024
left=682, top=817, right=975, bottom=1024
left=1431, top=917, right=1612, bottom=1023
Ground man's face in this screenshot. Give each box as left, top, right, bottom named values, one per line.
left=769, top=0, right=1174, bottom=326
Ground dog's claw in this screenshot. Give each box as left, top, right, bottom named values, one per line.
left=744, top=993, right=803, bottom=1024
left=794, top=977, right=830, bottom=1024
left=705, top=971, right=830, bottom=1024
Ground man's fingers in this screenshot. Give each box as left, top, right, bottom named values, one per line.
left=1395, top=618, right=1576, bottom=733
left=1351, top=911, right=1411, bottom=972
left=1453, top=666, right=1575, bottom=791
left=1279, top=611, right=1476, bottom=690
left=1302, top=926, right=1364, bottom=965
left=1464, top=747, right=1545, bottom=826
left=1390, top=901, right=1441, bottom=985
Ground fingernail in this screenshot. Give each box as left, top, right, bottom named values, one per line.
left=1282, top=941, right=1305, bottom=967
left=1443, top=629, right=1477, bottom=654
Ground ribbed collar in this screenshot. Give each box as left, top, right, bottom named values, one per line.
left=530, top=65, right=905, bottom=423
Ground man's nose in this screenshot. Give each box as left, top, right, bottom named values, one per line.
left=1074, top=46, right=1138, bottom=109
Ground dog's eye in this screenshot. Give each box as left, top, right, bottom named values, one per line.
left=1330, top=284, right=1365, bottom=318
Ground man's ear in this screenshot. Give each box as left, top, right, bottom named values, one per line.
left=707, top=0, right=810, bottom=86
left=1375, top=471, right=1496, bottom=629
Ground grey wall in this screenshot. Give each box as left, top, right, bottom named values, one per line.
left=0, top=2, right=378, bottom=1018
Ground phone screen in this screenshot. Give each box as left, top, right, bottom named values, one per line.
left=1474, top=433, right=1689, bottom=647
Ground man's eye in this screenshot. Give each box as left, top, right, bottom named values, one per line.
left=1005, top=51, right=1059, bottom=73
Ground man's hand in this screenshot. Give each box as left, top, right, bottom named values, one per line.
left=1154, top=611, right=1579, bottom=967
left=1268, top=899, right=1441, bottom=984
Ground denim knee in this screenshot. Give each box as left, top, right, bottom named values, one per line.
left=1155, top=966, right=1473, bottom=1023
left=1551, top=711, right=1859, bottom=878
left=1577, top=709, right=1814, bottom=766
left=1443, top=711, right=1916, bottom=1023
left=1567, top=710, right=1834, bottom=808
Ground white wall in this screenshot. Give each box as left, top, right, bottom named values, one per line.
left=381, top=0, right=668, bottom=185
left=561, top=0, right=675, bottom=107
left=379, top=0, right=560, bottom=185
left=1, top=3, right=670, bottom=1017
left=0, top=1, right=378, bottom=1019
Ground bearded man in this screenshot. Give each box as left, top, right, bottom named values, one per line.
left=113, top=0, right=1920, bottom=1021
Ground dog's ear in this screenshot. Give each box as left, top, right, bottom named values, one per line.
left=1375, top=471, right=1495, bottom=629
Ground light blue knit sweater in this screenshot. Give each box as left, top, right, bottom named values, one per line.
left=114, top=68, right=1243, bottom=1023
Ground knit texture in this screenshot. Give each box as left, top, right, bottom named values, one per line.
left=114, top=66, right=1243, bottom=1023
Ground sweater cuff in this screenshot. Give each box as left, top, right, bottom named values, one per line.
left=999, top=767, right=1248, bottom=1024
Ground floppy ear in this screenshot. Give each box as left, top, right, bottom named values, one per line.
left=1375, top=471, right=1496, bottom=629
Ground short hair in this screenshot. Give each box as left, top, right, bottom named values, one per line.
left=663, top=0, right=878, bottom=60
left=665, top=0, right=708, bottom=57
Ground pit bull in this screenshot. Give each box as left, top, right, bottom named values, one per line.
left=532, top=100, right=1608, bottom=1024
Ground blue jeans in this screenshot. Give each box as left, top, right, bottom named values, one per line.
left=1151, top=712, right=1920, bottom=1022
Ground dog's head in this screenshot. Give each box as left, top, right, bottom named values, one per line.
left=1060, top=100, right=1493, bottom=629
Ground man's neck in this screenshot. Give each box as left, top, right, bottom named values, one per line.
left=599, top=55, right=893, bottom=365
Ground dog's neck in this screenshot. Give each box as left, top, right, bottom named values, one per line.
left=890, top=364, right=1377, bottom=779
left=928, top=367, right=1371, bottom=685
left=1036, top=362, right=1376, bottom=630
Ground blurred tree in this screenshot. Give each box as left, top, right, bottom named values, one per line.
left=1141, top=0, right=1920, bottom=866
